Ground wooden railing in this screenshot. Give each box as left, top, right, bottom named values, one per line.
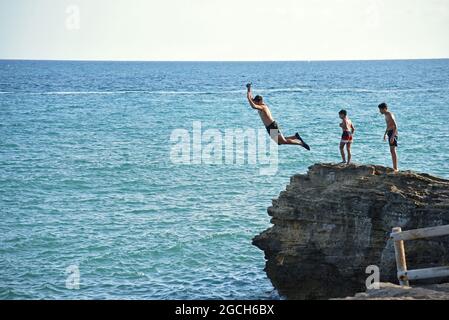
left=390, top=225, right=449, bottom=286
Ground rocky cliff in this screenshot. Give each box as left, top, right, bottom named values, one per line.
left=253, top=163, right=449, bottom=299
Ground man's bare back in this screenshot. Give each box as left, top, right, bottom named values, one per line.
left=340, top=117, right=353, bottom=132
left=257, top=105, right=274, bottom=127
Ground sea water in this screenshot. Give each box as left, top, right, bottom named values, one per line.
left=1, top=60, right=449, bottom=299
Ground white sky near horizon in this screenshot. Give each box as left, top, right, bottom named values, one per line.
left=0, top=0, right=448, bottom=61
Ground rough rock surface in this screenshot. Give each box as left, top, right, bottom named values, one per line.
left=337, top=282, right=449, bottom=300
left=253, top=163, right=449, bottom=299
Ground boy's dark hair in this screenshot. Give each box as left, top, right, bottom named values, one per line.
left=253, top=95, right=263, bottom=103
left=378, top=102, right=388, bottom=109
left=339, top=109, right=347, bottom=116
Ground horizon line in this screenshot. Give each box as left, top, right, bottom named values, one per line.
left=1, top=57, right=449, bottom=63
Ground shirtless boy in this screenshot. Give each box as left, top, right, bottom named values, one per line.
left=338, top=109, right=355, bottom=164
left=378, top=102, right=398, bottom=171
left=246, top=83, right=310, bottom=150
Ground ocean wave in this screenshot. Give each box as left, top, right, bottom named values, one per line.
left=259, top=87, right=449, bottom=93
left=1, top=87, right=448, bottom=96
left=0, top=90, right=231, bottom=95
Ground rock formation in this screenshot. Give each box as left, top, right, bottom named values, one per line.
left=252, top=163, right=449, bottom=299
left=337, top=282, right=449, bottom=300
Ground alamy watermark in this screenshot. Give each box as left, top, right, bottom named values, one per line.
left=65, top=4, right=81, bottom=31
left=365, top=265, right=380, bottom=290
left=65, top=264, right=80, bottom=290
left=365, top=0, right=384, bottom=29
left=170, top=121, right=279, bottom=175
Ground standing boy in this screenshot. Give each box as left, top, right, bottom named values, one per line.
left=378, top=102, right=398, bottom=171
left=339, top=109, right=355, bottom=164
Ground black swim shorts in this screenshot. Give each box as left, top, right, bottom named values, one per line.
left=387, top=129, right=398, bottom=147
left=265, top=121, right=282, bottom=136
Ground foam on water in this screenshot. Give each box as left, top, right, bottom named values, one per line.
left=2, top=86, right=449, bottom=96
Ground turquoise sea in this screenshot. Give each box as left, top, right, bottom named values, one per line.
left=1, top=60, right=449, bottom=299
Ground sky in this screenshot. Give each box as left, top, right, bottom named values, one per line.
left=0, top=0, right=448, bottom=61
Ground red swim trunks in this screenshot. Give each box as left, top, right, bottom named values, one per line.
left=341, top=131, right=353, bottom=144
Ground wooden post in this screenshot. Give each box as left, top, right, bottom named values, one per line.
left=398, top=266, right=449, bottom=281
left=391, top=225, right=449, bottom=241
left=391, top=227, right=410, bottom=286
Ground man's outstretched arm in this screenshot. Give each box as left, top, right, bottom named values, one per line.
left=246, top=83, right=263, bottom=110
